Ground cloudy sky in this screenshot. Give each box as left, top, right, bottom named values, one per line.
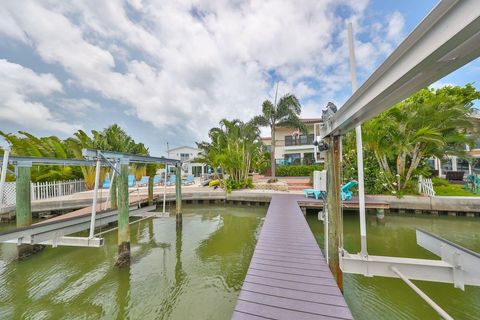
left=0, top=0, right=478, bottom=155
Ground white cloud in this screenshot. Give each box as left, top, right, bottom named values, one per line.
left=0, top=0, right=408, bottom=142
left=0, top=59, right=80, bottom=133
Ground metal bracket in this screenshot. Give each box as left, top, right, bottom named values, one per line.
left=98, top=152, right=121, bottom=175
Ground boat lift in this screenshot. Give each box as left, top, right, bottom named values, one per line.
left=0, top=149, right=180, bottom=248
left=315, top=1, right=480, bottom=319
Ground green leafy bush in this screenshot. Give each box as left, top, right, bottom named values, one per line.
left=276, top=164, right=324, bottom=177
left=224, top=178, right=253, bottom=192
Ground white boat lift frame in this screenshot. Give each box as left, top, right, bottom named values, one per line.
left=317, top=0, right=480, bottom=318
left=0, top=149, right=180, bottom=248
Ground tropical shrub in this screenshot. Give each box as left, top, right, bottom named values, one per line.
left=276, top=164, right=324, bottom=177
left=197, top=119, right=266, bottom=191
left=359, top=84, right=480, bottom=194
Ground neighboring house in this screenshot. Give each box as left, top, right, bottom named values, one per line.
left=429, top=111, right=480, bottom=177
left=167, top=146, right=208, bottom=177
left=260, top=118, right=322, bottom=166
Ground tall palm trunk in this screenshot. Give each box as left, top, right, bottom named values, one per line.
left=270, top=126, right=276, bottom=179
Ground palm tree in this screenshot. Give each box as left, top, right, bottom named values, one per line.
left=252, top=90, right=305, bottom=180
left=1, top=130, right=79, bottom=182
left=196, top=119, right=264, bottom=189
left=362, top=86, right=478, bottom=192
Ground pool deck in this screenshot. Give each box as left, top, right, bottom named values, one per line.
left=232, top=194, right=353, bottom=320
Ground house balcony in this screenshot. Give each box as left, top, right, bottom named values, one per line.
left=275, top=157, right=316, bottom=166
left=284, top=134, right=315, bottom=147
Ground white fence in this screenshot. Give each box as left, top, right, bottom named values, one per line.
left=1, top=179, right=87, bottom=206
left=418, top=175, right=436, bottom=197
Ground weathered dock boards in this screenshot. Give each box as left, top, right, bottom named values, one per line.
left=232, top=194, right=353, bottom=320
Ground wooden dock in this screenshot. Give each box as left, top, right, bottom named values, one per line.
left=232, top=194, right=353, bottom=320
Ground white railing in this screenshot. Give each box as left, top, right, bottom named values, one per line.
left=31, top=179, right=87, bottom=201
left=418, top=175, right=436, bottom=197
left=1, top=179, right=87, bottom=206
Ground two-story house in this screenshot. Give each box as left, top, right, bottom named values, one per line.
left=167, top=146, right=208, bottom=177
left=260, top=118, right=322, bottom=166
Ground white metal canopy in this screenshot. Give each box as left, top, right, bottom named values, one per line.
left=321, top=0, right=480, bottom=138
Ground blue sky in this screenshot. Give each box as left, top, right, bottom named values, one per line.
left=0, top=0, right=478, bottom=155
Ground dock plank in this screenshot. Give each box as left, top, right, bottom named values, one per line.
left=232, top=194, right=353, bottom=319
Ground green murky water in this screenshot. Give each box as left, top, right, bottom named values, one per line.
left=0, top=205, right=266, bottom=319
left=307, top=211, right=480, bottom=320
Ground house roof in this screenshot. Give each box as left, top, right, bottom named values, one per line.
left=168, top=145, right=199, bottom=152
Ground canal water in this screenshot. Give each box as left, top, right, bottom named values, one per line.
left=306, top=211, right=480, bottom=320
left=0, top=204, right=266, bottom=319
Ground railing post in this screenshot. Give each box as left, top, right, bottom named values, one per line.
left=326, top=135, right=344, bottom=291
left=116, top=158, right=130, bottom=267
left=175, top=165, right=182, bottom=227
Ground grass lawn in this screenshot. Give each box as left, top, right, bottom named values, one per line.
left=434, top=183, right=479, bottom=196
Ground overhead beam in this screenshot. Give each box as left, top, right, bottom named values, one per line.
left=82, top=149, right=180, bottom=165
left=321, top=0, right=480, bottom=138
left=8, top=156, right=97, bottom=166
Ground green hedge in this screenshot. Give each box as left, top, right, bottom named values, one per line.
left=276, top=164, right=324, bottom=177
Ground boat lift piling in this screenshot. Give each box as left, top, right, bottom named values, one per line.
left=116, top=158, right=131, bottom=267
left=325, top=135, right=344, bottom=291
left=175, top=165, right=182, bottom=227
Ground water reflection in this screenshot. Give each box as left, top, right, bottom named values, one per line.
left=0, top=204, right=266, bottom=319
left=306, top=211, right=480, bottom=320
left=196, top=214, right=261, bottom=290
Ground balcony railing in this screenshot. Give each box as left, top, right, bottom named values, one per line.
left=285, top=134, right=315, bottom=146
left=276, top=157, right=316, bottom=166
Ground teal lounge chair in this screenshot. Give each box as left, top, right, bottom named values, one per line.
left=167, top=175, right=176, bottom=186
left=183, top=175, right=194, bottom=185
left=102, top=177, right=110, bottom=189
left=341, top=180, right=358, bottom=201
left=153, top=175, right=161, bottom=185
left=139, top=176, right=149, bottom=186
left=128, top=175, right=136, bottom=187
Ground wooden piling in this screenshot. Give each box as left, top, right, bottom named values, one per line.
left=16, top=162, right=43, bottom=259
left=148, top=176, right=154, bottom=206
left=175, top=166, right=182, bottom=227
left=110, top=178, right=118, bottom=209
left=326, top=135, right=344, bottom=291
left=146, top=163, right=156, bottom=206
left=16, top=163, right=32, bottom=228
left=116, top=159, right=130, bottom=267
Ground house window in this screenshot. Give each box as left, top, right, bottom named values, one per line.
left=284, top=153, right=301, bottom=165
left=180, top=153, right=190, bottom=161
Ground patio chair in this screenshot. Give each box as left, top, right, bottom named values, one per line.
left=128, top=175, right=136, bottom=187
left=102, top=177, right=110, bottom=189
left=341, top=180, right=358, bottom=201
left=167, top=175, right=176, bottom=186
left=153, top=175, right=161, bottom=185
left=183, top=175, right=194, bottom=185
left=138, top=176, right=149, bottom=187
